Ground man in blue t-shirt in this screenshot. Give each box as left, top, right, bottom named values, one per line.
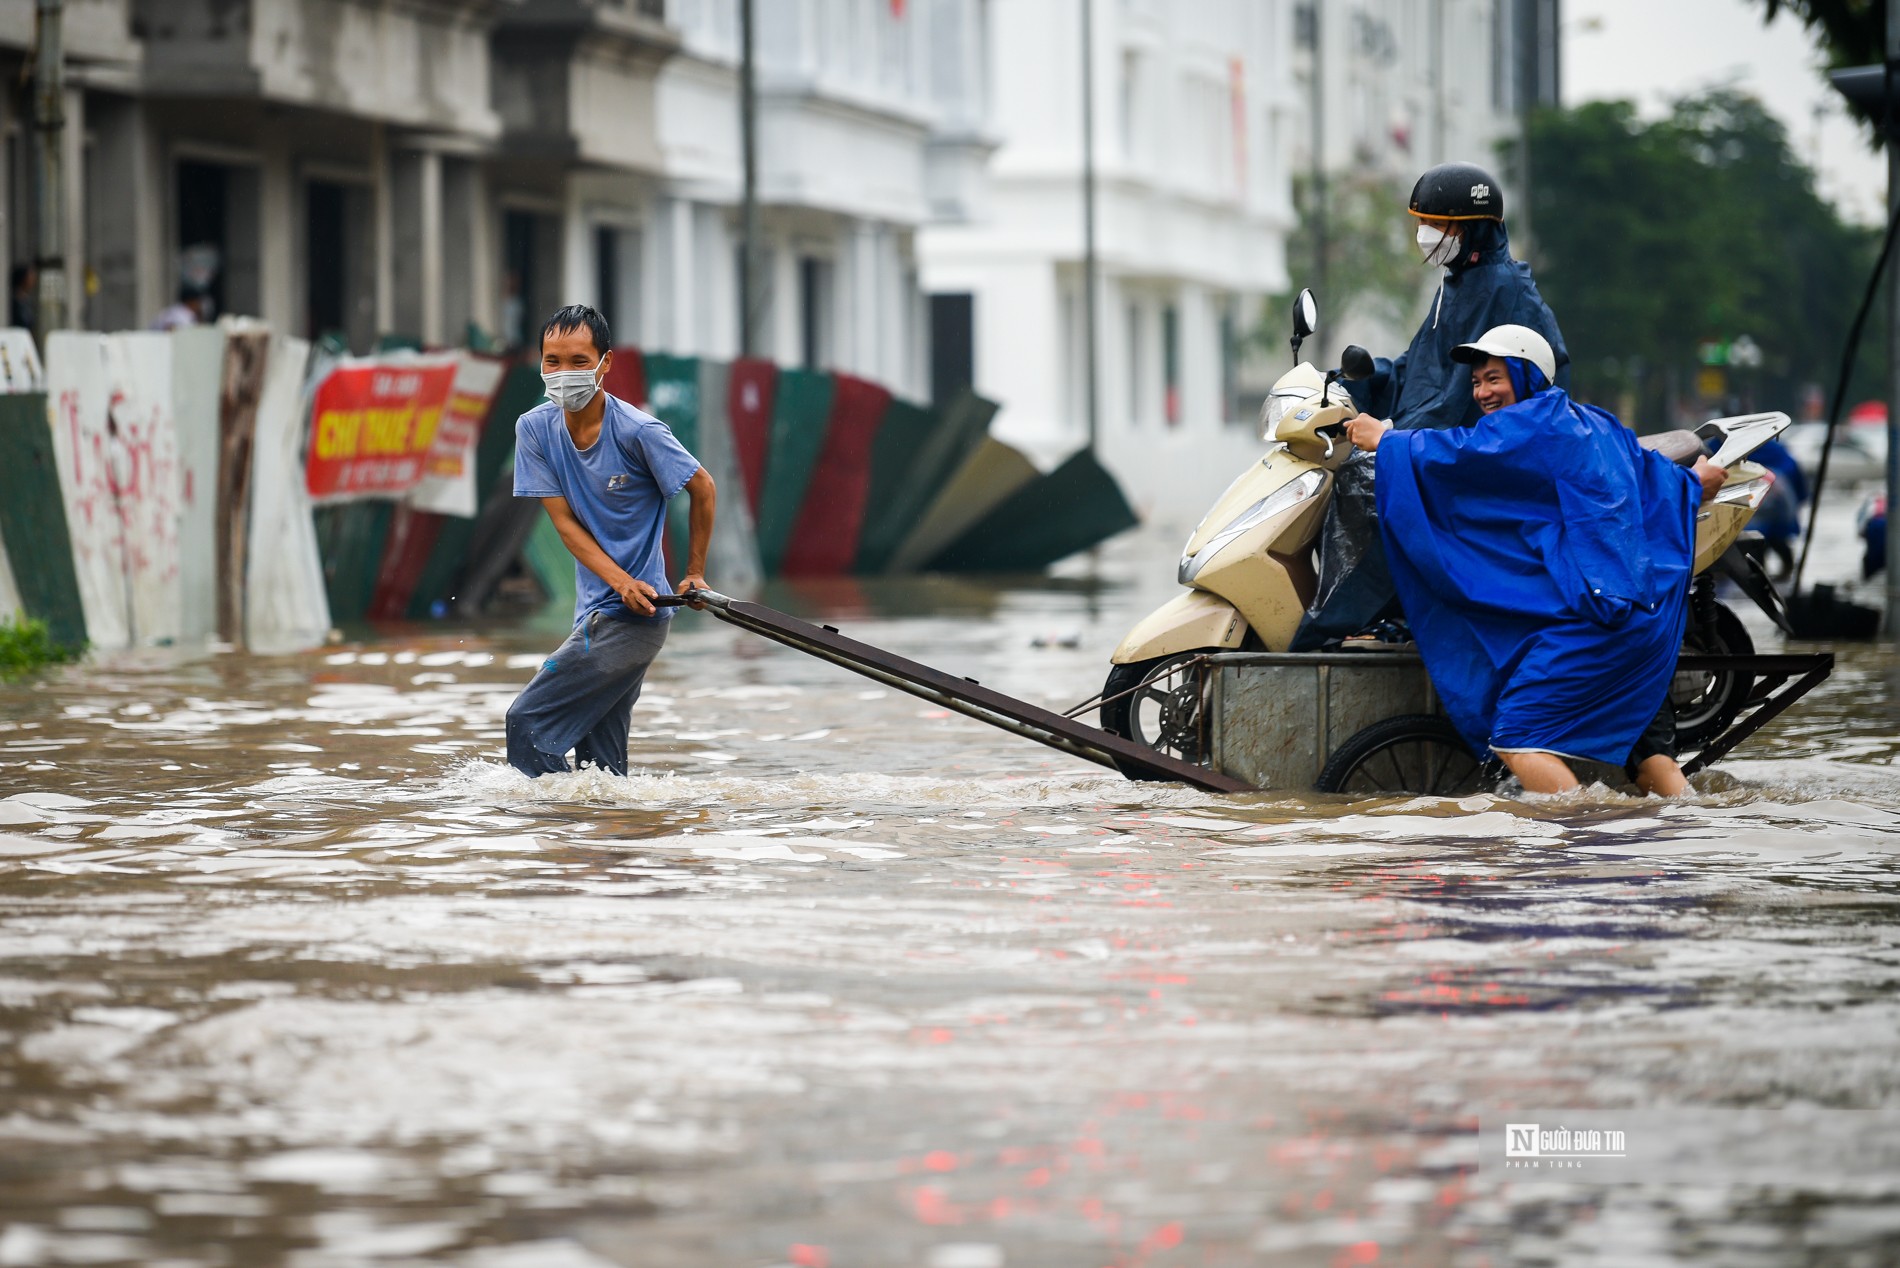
left=504, top=304, right=716, bottom=777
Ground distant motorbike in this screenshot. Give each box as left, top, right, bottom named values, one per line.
left=1100, top=289, right=1793, bottom=777
left=1860, top=492, right=1887, bottom=579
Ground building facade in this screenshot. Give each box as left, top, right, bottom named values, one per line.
left=2, top=0, right=1549, bottom=529
left=0, top=0, right=988, bottom=403
left=920, top=0, right=1545, bottom=525
left=920, top=0, right=1300, bottom=523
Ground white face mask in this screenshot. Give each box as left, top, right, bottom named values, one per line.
left=543, top=362, right=606, bottom=412
left=1417, top=223, right=1460, bottom=267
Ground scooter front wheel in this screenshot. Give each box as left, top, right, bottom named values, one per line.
left=1099, top=652, right=1218, bottom=779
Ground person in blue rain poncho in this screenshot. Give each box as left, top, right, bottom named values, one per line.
left=1342, top=325, right=1728, bottom=796
left=1292, top=161, right=1571, bottom=649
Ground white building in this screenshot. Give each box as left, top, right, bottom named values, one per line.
left=920, top=0, right=1549, bottom=527
left=921, top=0, right=1300, bottom=525
left=0, top=0, right=988, bottom=401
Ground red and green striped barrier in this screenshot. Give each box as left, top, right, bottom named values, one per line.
left=310, top=348, right=1139, bottom=624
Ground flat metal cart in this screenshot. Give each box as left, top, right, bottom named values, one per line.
left=1195, top=649, right=1833, bottom=795
left=676, top=591, right=1831, bottom=797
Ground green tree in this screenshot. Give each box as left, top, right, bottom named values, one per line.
left=1525, top=89, right=1886, bottom=426
left=1752, top=0, right=1886, bottom=135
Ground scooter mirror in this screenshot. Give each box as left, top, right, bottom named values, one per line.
left=1340, top=345, right=1375, bottom=381
left=1290, top=289, right=1318, bottom=364
left=1292, top=289, right=1318, bottom=340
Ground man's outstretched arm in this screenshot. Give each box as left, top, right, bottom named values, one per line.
left=677, top=467, right=716, bottom=604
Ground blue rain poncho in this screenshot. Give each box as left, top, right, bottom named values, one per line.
left=1374, top=382, right=1700, bottom=764
left=1293, top=220, right=1571, bottom=648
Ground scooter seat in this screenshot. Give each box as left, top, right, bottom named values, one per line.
left=1638, top=429, right=1708, bottom=467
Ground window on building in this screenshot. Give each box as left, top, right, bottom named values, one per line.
left=799, top=255, right=834, bottom=369
left=503, top=211, right=535, bottom=352
left=1126, top=300, right=1143, bottom=426
left=4, top=126, right=26, bottom=270
left=595, top=226, right=619, bottom=335
left=595, top=225, right=643, bottom=347
left=930, top=292, right=974, bottom=405
left=1220, top=299, right=1241, bottom=425
left=1058, top=286, right=1078, bottom=428
left=307, top=182, right=347, bottom=342
left=1119, top=52, right=1141, bottom=165
left=1162, top=303, right=1180, bottom=427
left=503, top=209, right=561, bottom=354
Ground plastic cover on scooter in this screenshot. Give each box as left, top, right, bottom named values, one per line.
left=1288, top=452, right=1400, bottom=650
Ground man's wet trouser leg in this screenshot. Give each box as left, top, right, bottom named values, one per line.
left=506, top=613, right=669, bottom=777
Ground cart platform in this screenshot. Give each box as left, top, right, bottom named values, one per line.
left=1202, top=649, right=1833, bottom=793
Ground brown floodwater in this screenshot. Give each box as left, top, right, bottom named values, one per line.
left=2, top=522, right=1898, bottom=1268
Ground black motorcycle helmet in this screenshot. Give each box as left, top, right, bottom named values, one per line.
left=1408, top=161, right=1504, bottom=221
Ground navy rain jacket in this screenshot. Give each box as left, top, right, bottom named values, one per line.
left=1290, top=218, right=1571, bottom=649
left=1346, top=218, right=1570, bottom=429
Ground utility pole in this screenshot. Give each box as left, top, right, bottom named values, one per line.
left=1514, top=0, right=1537, bottom=261
left=1308, top=2, right=1327, bottom=310
left=1431, top=0, right=1446, bottom=163
left=1080, top=0, right=1099, bottom=453
left=1887, top=1, right=1900, bottom=634
left=738, top=0, right=761, bottom=357
left=33, top=0, right=67, bottom=337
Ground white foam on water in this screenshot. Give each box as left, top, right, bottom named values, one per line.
left=429, top=757, right=1228, bottom=814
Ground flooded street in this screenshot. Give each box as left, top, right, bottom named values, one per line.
left=4, top=521, right=1900, bottom=1268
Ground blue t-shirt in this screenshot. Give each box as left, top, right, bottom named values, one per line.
left=513, top=394, right=702, bottom=624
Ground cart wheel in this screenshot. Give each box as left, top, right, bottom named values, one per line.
left=1100, top=651, right=1215, bottom=780
left=1315, top=714, right=1499, bottom=797
left=1673, top=601, right=1754, bottom=748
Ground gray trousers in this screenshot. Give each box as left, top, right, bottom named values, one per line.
left=505, top=611, right=669, bottom=777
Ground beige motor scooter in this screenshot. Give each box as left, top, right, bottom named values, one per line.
left=1100, top=291, right=1792, bottom=773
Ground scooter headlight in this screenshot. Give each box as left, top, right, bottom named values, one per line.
left=1259, top=390, right=1314, bottom=443
left=1179, top=469, right=1326, bottom=584
left=1259, top=394, right=1289, bottom=442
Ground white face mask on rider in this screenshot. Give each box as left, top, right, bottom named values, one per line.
left=543, top=362, right=606, bottom=412
left=1416, top=223, right=1461, bottom=268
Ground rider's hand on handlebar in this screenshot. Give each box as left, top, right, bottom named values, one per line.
left=1344, top=413, right=1393, bottom=453
left=1692, top=456, right=1727, bottom=505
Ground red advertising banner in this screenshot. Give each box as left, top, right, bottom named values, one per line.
left=306, top=357, right=458, bottom=500
left=419, top=357, right=505, bottom=483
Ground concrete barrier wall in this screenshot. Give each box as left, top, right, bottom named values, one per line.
left=3, top=324, right=1143, bottom=652
left=16, top=323, right=331, bottom=653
